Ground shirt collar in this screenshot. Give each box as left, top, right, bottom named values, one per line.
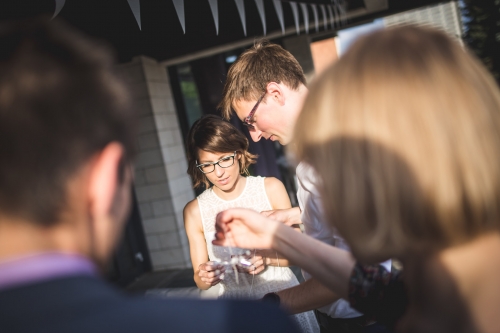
left=0, top=252, right=97, bottom=291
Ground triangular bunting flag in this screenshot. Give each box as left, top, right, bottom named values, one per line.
left=254, top=0, right=266, bottom=35
left=327, top=5, right=335, bottom=29
left=342, top=0, right=348, bottom=24
left=334, top=0, right=346, bottom=25
left=52, top=0, right=65, bottom=19
left=299, top=3, right=309, bottom=34
left=172, top=0, right=185, bottom=34
left=127, top=0, right=141, bottom=30
left=272, top=0, right=285, bottom=34
left=289, top=2, right=300, bottom=35
left=234, top=0, right=247, bottom=36
left=208, top=0, right=219, bottom=35
left=320, top=5, right=328, bottom=31
left=332, top=3, right=340, bottom=27
left=311, top=4, right=319, bottom=32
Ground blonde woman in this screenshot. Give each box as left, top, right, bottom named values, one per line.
left=183, top=115, right=319, bottom=333
left=214, top=26, right=500, bottom=333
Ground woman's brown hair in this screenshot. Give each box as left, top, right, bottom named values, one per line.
left=187, top=115, right=257, bottom=189
left=293, top=25, right=500, bottom=263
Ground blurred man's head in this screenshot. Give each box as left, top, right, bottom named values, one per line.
left=219, top=40, right=308, bottom=145
left=0, top=18, right=137, bottom=267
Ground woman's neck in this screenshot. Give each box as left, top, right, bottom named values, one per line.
left=439, top=232, right=500, bottom=333
left=212, top=175, right=247, bottom=201
left=401, top=232, right=500, bottom=333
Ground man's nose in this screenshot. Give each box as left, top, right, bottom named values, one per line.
left=249, top=128, right=262, bottom=142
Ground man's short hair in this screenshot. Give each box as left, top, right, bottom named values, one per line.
left=0, top=18, right=136, bottom=226
left=219, top=40, right=306, bottom=120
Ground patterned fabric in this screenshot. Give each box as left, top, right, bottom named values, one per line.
left=198, top=176, right=319, bottom=333
left=348, top=263, right=407, bottom=329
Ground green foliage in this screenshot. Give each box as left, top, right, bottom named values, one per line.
left=462, top=0, right=500, bottom=83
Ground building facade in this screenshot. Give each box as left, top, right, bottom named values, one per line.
left=117, top=1, right=463, bottom=277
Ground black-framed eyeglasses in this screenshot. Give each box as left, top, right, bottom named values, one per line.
left=243, top=92, right=266, bottom=130
left=196, top=152, right=236, bottom=174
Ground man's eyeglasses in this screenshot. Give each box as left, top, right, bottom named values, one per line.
left=196, top=152, right=236, bottom=174
left=243, top=92, right=266, bottom=130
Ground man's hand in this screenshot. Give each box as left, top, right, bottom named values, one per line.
left=261, top=207, right=302, bottom=227
left=214, top=208, right=280, bottom=248
left=198, top=261, right=225, bottom=286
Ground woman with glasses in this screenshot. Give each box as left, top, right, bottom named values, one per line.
left=183, top=115, right=319, bottom=333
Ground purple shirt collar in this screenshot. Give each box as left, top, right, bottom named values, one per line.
left=0, top=252, right=97, bottom=291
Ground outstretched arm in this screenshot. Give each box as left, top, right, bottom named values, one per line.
left=277, top=277, right=340, bottom=314
left=261, top=207, right=302, bottom=227
left=214, top=208, right=355, bottom=299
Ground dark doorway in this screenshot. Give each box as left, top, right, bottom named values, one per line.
left=107, top=189, right=152, bottom=288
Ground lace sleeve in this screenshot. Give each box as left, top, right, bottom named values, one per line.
left=348, top=263, right=407, bottom=329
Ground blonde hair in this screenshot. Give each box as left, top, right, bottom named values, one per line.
left=219, top=39, right=306, bottom=120
left=293, top=26, right=500, bottom=263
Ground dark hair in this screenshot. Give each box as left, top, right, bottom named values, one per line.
left=0, top=18, right=136, bottom=226
left=219, top=39, right=306, bottom=120
left=187, top=115, right=257, bottom=189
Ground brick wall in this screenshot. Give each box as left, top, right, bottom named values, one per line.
left=118, top=56, right=194, bottom=271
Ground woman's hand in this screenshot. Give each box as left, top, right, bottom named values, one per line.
left=237, top=254, right=267, bottom=275
left=198, top=261, right=225, bottom=286
left=214, top=208, right=280, bottom=249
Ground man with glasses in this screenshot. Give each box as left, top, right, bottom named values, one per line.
left=219, top=40, right=390, bottom=333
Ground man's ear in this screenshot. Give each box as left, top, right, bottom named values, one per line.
left=266, top=82, right=285, bottom=106
left=88, top=142, right=125, bottom=220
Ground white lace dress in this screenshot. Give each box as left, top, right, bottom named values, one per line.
left=197, top=176, right=320, bottom=333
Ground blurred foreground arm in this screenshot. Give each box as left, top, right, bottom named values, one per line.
left=277, top=277, right=339, bottom=314
left=214, top=208, right=355, bottom=299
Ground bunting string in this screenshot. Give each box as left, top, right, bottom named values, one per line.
left=121, top=0, right=349, bottom=35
